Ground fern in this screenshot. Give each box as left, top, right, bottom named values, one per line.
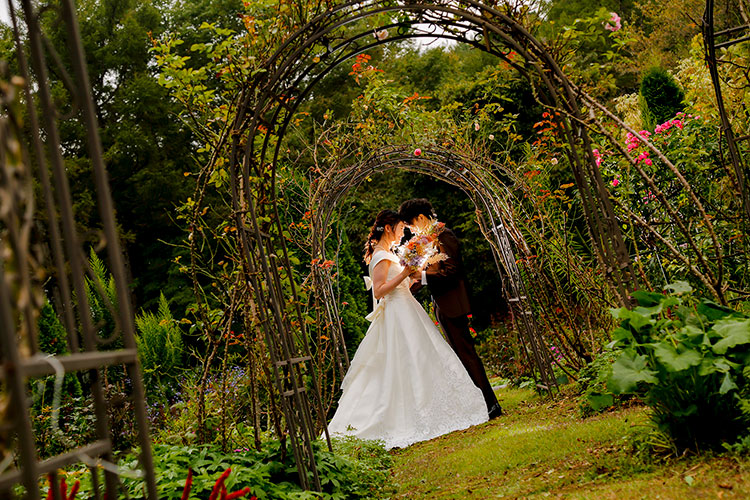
left=135, top=293, right=184, bottom=400
left=84, top=248, right=118, bottom=343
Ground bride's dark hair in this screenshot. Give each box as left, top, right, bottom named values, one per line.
left=363, top=210, right=401, bottom=264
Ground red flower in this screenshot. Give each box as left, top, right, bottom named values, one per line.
left=45, top=475, right=80, bottom=500
left=190, top=468, right=253, bottom=500
left=181, top=468, right=193, bottom=500
left=226, top=488, right=252, bottom=499
left=209, top=468, right=232, bottom=500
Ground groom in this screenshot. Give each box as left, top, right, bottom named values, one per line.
left=399, top=198, right=503, bottom=419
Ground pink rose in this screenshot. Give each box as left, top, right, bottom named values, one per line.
left=592, top=148, right=602, bottom=167
left=414, top=148, right=422, bottom=156
left=612, top=178, right=620, bottom=187
left=604, top=12, right=622, bottom=32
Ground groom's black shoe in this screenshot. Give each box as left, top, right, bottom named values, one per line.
left=488, top=403, right=504, bottom=419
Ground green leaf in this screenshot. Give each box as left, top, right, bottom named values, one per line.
left=664, top=281, right=692, bottom=295
left=617, top=308, right=652, bottom=331
left=698, top=301, right=742, bottom=321
left=712, top=358, right=739, bottom=373
left=673, top=404, right=698, bottom=417
left=607, top=351, right=658, bottom=394
left=711, top=319, right=750, bottom=354
left=653, top=343, right=702, bottom=372
left=609, top=307, right=629, bottom=319
left=587, top=393, right=614, bottom=411
left=632, top=290, right=665, bottom=307
left=720, top=372, right=738, bottom=394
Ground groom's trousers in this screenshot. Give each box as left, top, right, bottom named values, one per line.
left=436, top=309, right=499, bottom=412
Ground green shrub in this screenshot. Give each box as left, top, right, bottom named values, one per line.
left=576, top=349, right=628, bottom=417
left=476, top=323, right=528, bottom=380
left=724, top=433, right=750, bottom=455
left=33, top=300, right=82, bottom=404
left=606, top=281, right=750, bottom=451
left=31, top=396, right=97, bottom=459
left=54, top=438, right=394, bottom=499
left=150, top=367, right=251, bottom=447
left=639, top=67, right=685, bottom=130
left=135, top=293, right=184, bottom=399
left=85, top=248, right=119, bottom=344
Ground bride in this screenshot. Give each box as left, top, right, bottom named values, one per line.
left=326, top=210, right=488, bottom=450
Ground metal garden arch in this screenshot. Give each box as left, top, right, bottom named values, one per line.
left=228, top=0, right=656, bottom=489
left=308, top=145, right=558, bottom=394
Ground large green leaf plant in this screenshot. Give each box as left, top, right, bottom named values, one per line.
left=605, top=281, right=750, bottom=451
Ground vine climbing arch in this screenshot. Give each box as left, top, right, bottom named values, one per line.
left=226, top=0, right=669, bottom=490
left=308, top=145, right=558, bottom=394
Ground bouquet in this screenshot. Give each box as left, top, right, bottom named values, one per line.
left=394, top=219, right=448, bottom=272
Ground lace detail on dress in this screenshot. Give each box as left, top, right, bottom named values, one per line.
left=373, top=368, right=487, bottom=450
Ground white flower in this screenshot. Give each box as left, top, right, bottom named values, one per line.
left=474, top=122, right=480, bottom=131
left=488, top=134, right=495, bottom=140
left=374, top=30, right=388, bottom=41
left=550, top=157, right=558, bottom=165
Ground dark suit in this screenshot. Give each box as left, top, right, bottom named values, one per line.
left=411, top=228, right=499, bottom=413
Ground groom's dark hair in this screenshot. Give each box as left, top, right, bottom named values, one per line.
left=399, top=198, right=436, bottom=223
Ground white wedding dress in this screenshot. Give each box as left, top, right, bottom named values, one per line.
left=326, top=250, right=488, bottom=449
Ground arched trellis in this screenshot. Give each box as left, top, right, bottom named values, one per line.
left=308, top=145, right=558, bottom=392
left=237, top=0, right=639, bottom=307
left=702, top=0, right=750, bottom=222
left=221, top=0, right=750, bottom=490
left=227, top=0, right=668, bottom=488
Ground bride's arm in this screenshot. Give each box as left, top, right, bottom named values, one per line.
left=372, top=260, right=411, bottom=300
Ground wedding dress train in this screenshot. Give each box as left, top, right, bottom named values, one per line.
left=326, top=250, right=488, bottom=449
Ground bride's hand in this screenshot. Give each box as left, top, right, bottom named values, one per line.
left=409, top=262, right=428, bottom=280
left=398, top=266, right=413, bottom=281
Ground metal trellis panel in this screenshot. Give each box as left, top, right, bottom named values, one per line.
left=1, top=0, right=158, bottom=496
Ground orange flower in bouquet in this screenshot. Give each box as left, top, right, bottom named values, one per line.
left=395, top=220, right=448, bottom=271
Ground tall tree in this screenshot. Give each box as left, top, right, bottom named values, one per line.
left=4, top=0, right=197, bottom=311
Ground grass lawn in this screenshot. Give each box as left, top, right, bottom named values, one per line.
left=390, top=386, right=750, bottom=499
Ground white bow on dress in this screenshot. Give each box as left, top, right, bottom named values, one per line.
left=363, top=275, right=384, bottom=322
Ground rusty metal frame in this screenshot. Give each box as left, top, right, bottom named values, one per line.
left=1, top=0, right=157, bottom=497
left=702, top=0, right=750, bottom=223
left=227, top=0, right=652, bottom=488
left=309, top=145, right=559, bottom=390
